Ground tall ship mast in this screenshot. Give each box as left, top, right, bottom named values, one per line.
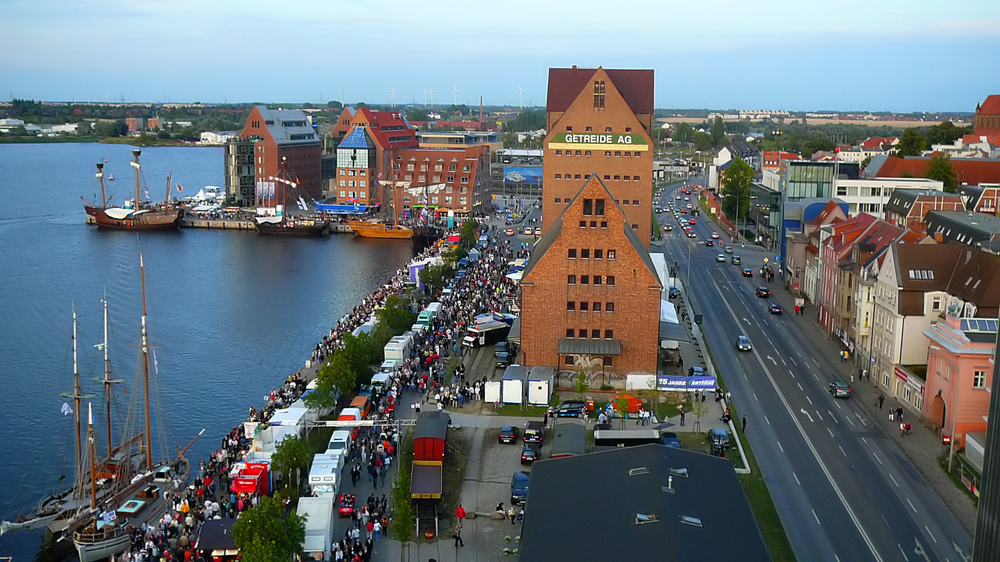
left=350, top=149, right=413, bottom=239
left=254, top=156, right=330, bottom=236
left=81, top=149, right=183, bottom=230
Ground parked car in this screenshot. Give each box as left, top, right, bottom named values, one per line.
left=707, top=428, right=731, bottom=449
left=511, top=471, right=530, bottom=505
left=550, top=400, right=587, bottom=418
left=496, top=342, right=508, bottom=356
left=737, top=335, right=752, bottom=351
left=498, top=426, right=519, bottom=444
left=669, top=286, right=679, bottom=299
left=756, top=286, right=771, bottom=298
left=523, top=421, right=544, bottom=443
left=521, top=444, right=541, bottom=464
left=496, top=352, right=511, bottom=368
left=828, top=381, right=852, bottom=398
left=770, top=303, right=783, bottom=314
left=661, top=432, right=681, bottom=448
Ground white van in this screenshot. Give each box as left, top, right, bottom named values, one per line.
left=308, top=452, right=344, bottom=496
left=326, top=430, right=352, bottom=455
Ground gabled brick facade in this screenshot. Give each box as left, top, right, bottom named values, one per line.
left=521, top=176, right=661, bottom=375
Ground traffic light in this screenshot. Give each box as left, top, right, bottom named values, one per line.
left=741, top=243, right=745, bottom=248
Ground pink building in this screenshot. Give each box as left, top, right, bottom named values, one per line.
left=923, top=311, right=996, bottom=447
left=817, top=214, right=876, bottom=334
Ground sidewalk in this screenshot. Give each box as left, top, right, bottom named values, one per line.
left=769, top=287, right=978, bottom=536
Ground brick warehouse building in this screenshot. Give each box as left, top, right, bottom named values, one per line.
left=238, top=105, right=322, bottom=205
left=521, top=67, right=661, bottom=375
left=541, top=66, right=655, bottom=248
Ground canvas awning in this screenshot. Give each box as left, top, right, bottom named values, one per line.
left=557, top=339, right=622, bottom=355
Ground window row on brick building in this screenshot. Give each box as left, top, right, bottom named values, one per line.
left=564, top=125, right=634, bottom=133
left=554, top=149, right=642, bottom=158
left=567, top=249, right=617, bottom=261
left=566, top=301, right=616, bottom=312
left=567, top=274, right=616, bottom=285
left=554, top=174, right=642, bottom=182
left=566, top=328, right=614, bottom=339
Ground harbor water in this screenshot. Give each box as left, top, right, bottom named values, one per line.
left=0, top=143, right=417, bottom=560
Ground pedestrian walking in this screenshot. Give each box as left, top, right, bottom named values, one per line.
left=742, top=415, right=747, bottom=432
left=453, top=527, right=464, bottom=547
left=455, top=505, right=466, bottom=528
left=878, top=394, right=885, bottom=409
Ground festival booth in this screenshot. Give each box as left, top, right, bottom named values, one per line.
left=194, top=519, right=239, bottom=562
left=501, top=365, right=529, bottom=405
left=267, top=406, right=311, bottom=439
left=526, top=366, right=555, bottom=406
left=229, top=460, right=270, bottom=496
left=483, top=381, right=501, bottom=404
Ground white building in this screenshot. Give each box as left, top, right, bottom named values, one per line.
left=200, top=131, right=237, bottom=145
left=834, top=177, right=943, bottom=218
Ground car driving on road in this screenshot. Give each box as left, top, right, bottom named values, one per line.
left=828, top=381, right=852, bottom=398
left=742, top=268, right=754, bottom=277
left=756, top=286, right=771, bottom=298
left=737, top=335, right=752, bottom=351
left=770, top=303, right=783, bottom=314
left=716, top=253, right=726, bottom=262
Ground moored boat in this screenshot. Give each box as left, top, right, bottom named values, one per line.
left=253, top=157, right=329, bottom=236
left=353, top=222, right=413, bottom=239
left=82, top=150, right=183, bottom=230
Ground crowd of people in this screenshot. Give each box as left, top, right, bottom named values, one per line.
left=110, top=216, right=521, bottom=561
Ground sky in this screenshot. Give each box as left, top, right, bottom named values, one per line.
left=2, top=0, right=999, bottom=113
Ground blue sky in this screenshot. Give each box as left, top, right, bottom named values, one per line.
left=2, top=0, right=998, bottom=112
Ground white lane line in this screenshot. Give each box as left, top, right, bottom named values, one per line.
left=847, top=416, right=855, bottom=426
left=907, top=498, right=918, bottom=514
left=764, top=415, right=771, bottom=425
left=793, top=472, right=800, bottom=486
left=812, top=509, right=821, bottom=525
left=813, top=372, right=820, bottom=381
left=797, top=382, right=804, bottom=391
left=791, top=357, right=798, bottom=367
left=828, top=427, right=835, bottom=438
left=861, top=437, right=868, bottom=445
left=777, top=441, right=784, bottom=452
left=807, top=396, right=813, bottom=405
left=898, top=544, right=909, bottom=561
left=813, top=358, right=820, bottom=366
left=925, top=526, right=937, bottom=543
left=874, top=452, right=884, bottom=465
left=743, top=370, right=748, bottom=380
left=839, top=445, right=847, bottom=456
left=781, top=356, right=787, bottom=365
left=829, top=410, right=838, bottom=423
left=754, top=392, right=759, bottom=402
left=835, top=401, right=842, bottom=410
left=789, top=370, right=796, bottom=379
left=765, top=335, right=774, bottom=347
left=888, top=473, right=899, bottom=487
left=816, top=411, right=824, bottom=421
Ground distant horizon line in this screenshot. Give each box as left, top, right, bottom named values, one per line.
left=1, top=98, right=975, bottom=116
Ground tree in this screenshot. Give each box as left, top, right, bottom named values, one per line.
left=860, top=155, right=873, bottom=171
left=925, top=154, right=959, bottom=193
left=378, top=294, right=416, bottom=334
left=689, top=397, right=708, bottom=432
left=418, top=262, right=450, bottom=294
left=502, top=108, right=544, bottom=132
left=271, top=436, right=313, bottom=493
left=672, top=122, right=694, bottom=143
left=459, top=218, right=478, bottom=249
left=390, top=464, right=415, bottom=544
left=692, top=131, right=712, bottom=152
left=339, top=332, right=375, bottom=384
left=614, top=396, right=630, bottom=429
left=573, top=371, right=589, bottom=399
left=317, top=353, right=357, bottom=404
left=406, top=109, right=428, bottom=122
left=895, top=128, right=927, bottom=157
left=720, top=157, right=754, bottom=224
left=711, top=116, right=726, bottom=148
left=232, top=496, right=305, bottom=562
left=925, top=121, right=969, bottom=147
left=327, top=100, right=344, bottom=109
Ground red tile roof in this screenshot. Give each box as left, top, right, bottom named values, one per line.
left=807, top=200, right=846, bottom=226
left=860, top=137, right=898, bottom=150
left=872, top=156, right=1000, bottom=186
left=979, top=95, right=1000, bottom=115
left=355, top=108, right=418, bottom=149
left=547, top=67, right=654, bottom=115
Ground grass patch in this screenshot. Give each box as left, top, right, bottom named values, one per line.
left=495, top=404, right=550, bottom=418
left=937, top=454, right=980, bottom=506
left=440, top=428, right=470, bottom=525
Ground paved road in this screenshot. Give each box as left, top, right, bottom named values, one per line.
left=653, top=181, right=973, bottom=562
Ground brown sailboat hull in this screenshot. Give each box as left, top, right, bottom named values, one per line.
left=254, top=219, right=329, bottom=236
left=353, top=223, right=413, bottom=239
left=85, top=206, right=183, bottom=230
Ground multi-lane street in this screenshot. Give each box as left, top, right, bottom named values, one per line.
left=653, top=179, right=973, bottom=562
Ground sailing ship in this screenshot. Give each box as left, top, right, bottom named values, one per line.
left=254, top=157, right=330, bottom=236
left=351, top=172, right=412, bottom=239
left=82, top=149, right=183, bottom=230
left=71, top=251, right=202, bottom=561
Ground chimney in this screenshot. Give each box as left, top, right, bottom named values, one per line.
left=572, top=65, right=578, bottom=69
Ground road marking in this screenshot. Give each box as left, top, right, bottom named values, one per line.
left=800, top=408, right=814, bottom=422
left=925, top=526, right=937, bottom=543
left=829, top=410, right=838, bottom=423
left=781, top=356, right=787, bottom=365
left=813, top=372, right=820, bottom=381
left=898, top=543, right=909, bottom=561
left=861, top=437, right=868, bottom=445
left=835, top=401, right=842, bottom=410
left=816, top=411, right=824, bottom=421
left=888, top=473, right=899, bottom=487
left=807, top=396, right=813, bottom=405
left=742, top=370, right=748, bottom=380
left=754, top=392, right=759, bottom=402
left=907, top=498, right=918, bottom=514
left=813, top=358, right=820, bottom=366
left=828, top=427, right=835, bottom=438
left=874, top=452, right=883, bottom=465
left=767, top=355, right=777, bottom=365
left=812, top=509, right=821, bottom=525
left=839, top=445, right=847, bottom=456
left=743, top=317, right=751, bottom=325
left=777, top=440, right=783, bottom=452
left=847, top=416, right=855, bottom=426
left=797, top=382, right=804, bottom=391
left=793, top=471, right=800, bottom=485
left=789, top=370, right=796, bottom=378
left=856, top=412, right=868, bottom=427
left=710, top=281, right=885, bottom=562
left=764, top=415, right=771, bottom=425
left=791, top=357, right=798, bottom=366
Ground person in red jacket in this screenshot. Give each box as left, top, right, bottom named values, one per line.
left=455, top=504, right=467, bottom=527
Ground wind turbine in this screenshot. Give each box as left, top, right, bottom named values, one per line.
left=519, top=87, right=525, bottom=109
left=389, top=89, right=396, bottom=107
left=452, top=86, right=459, bottom=105
left=429, top=89, right=435, bottom=108
left=423, top=90, right=428, bottom=107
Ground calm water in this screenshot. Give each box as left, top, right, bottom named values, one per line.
left=0, top=143, right=416, bottom=560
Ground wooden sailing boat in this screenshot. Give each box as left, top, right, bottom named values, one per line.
left=353, top=153, right=412, bottom=239
left=254, top=157, right=330, bottom=236
left=71, top=251, right=203, bottom=562
left=81, top=149, right=183, bottom=230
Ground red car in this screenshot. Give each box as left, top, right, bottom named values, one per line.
left=689, top=219, right=696, bottom=225
left=337, top=493, right=357, bottom=516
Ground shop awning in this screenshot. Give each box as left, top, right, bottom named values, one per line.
left=557, top=339, right=622, bottom=355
